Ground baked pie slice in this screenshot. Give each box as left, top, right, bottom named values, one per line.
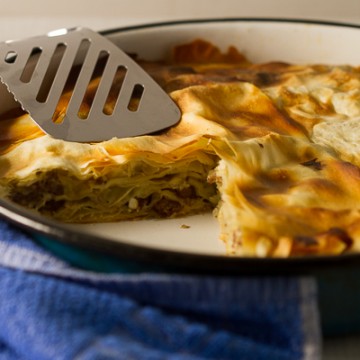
left=1, top=39, right=360, bottom=257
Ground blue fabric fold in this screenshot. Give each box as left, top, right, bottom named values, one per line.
left=0, top=219, right=321, bottom=360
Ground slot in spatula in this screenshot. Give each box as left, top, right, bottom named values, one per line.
left=0, top=27, right=181, bottom=142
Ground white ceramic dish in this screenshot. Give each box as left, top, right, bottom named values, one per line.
left=106, top=19, right=360, bottom=65
left=2, top=18, right=360, bottom=274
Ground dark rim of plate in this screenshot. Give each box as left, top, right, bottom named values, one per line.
left=1, top=18, right=360, bottom=275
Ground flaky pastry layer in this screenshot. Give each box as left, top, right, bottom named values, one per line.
left=1, top=39, right=360, bottom=257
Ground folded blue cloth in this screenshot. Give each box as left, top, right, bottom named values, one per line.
left=0, top=219, right=321, bottom=360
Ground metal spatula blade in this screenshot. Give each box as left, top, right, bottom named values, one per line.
left=0, top=27, right=181, bottom=142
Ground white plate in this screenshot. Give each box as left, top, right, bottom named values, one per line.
left=70, top=214, right=223, bottom=255
left=2, top=18, right=360, bottom=273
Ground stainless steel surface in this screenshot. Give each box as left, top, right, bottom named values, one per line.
left=0, top=27, right=180, bottom=142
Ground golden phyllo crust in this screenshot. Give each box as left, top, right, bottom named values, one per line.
left=1, top=39, right=360, bottom=257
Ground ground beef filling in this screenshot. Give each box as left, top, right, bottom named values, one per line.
left=8, top=171, right=218, bottom=221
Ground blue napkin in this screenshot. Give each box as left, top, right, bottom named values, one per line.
left=0, top=219, right=321, bottom=360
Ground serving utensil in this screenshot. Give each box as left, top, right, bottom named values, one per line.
left=0, top=27, right=181, bottom=142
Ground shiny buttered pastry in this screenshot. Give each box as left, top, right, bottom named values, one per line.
left=1, top=40, right=360, bottom=257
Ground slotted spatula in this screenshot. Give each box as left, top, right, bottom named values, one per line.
left=0, top=27, right=181, bottom=142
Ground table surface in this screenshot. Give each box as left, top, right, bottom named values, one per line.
left=0, top=7, right=360, bottom=358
